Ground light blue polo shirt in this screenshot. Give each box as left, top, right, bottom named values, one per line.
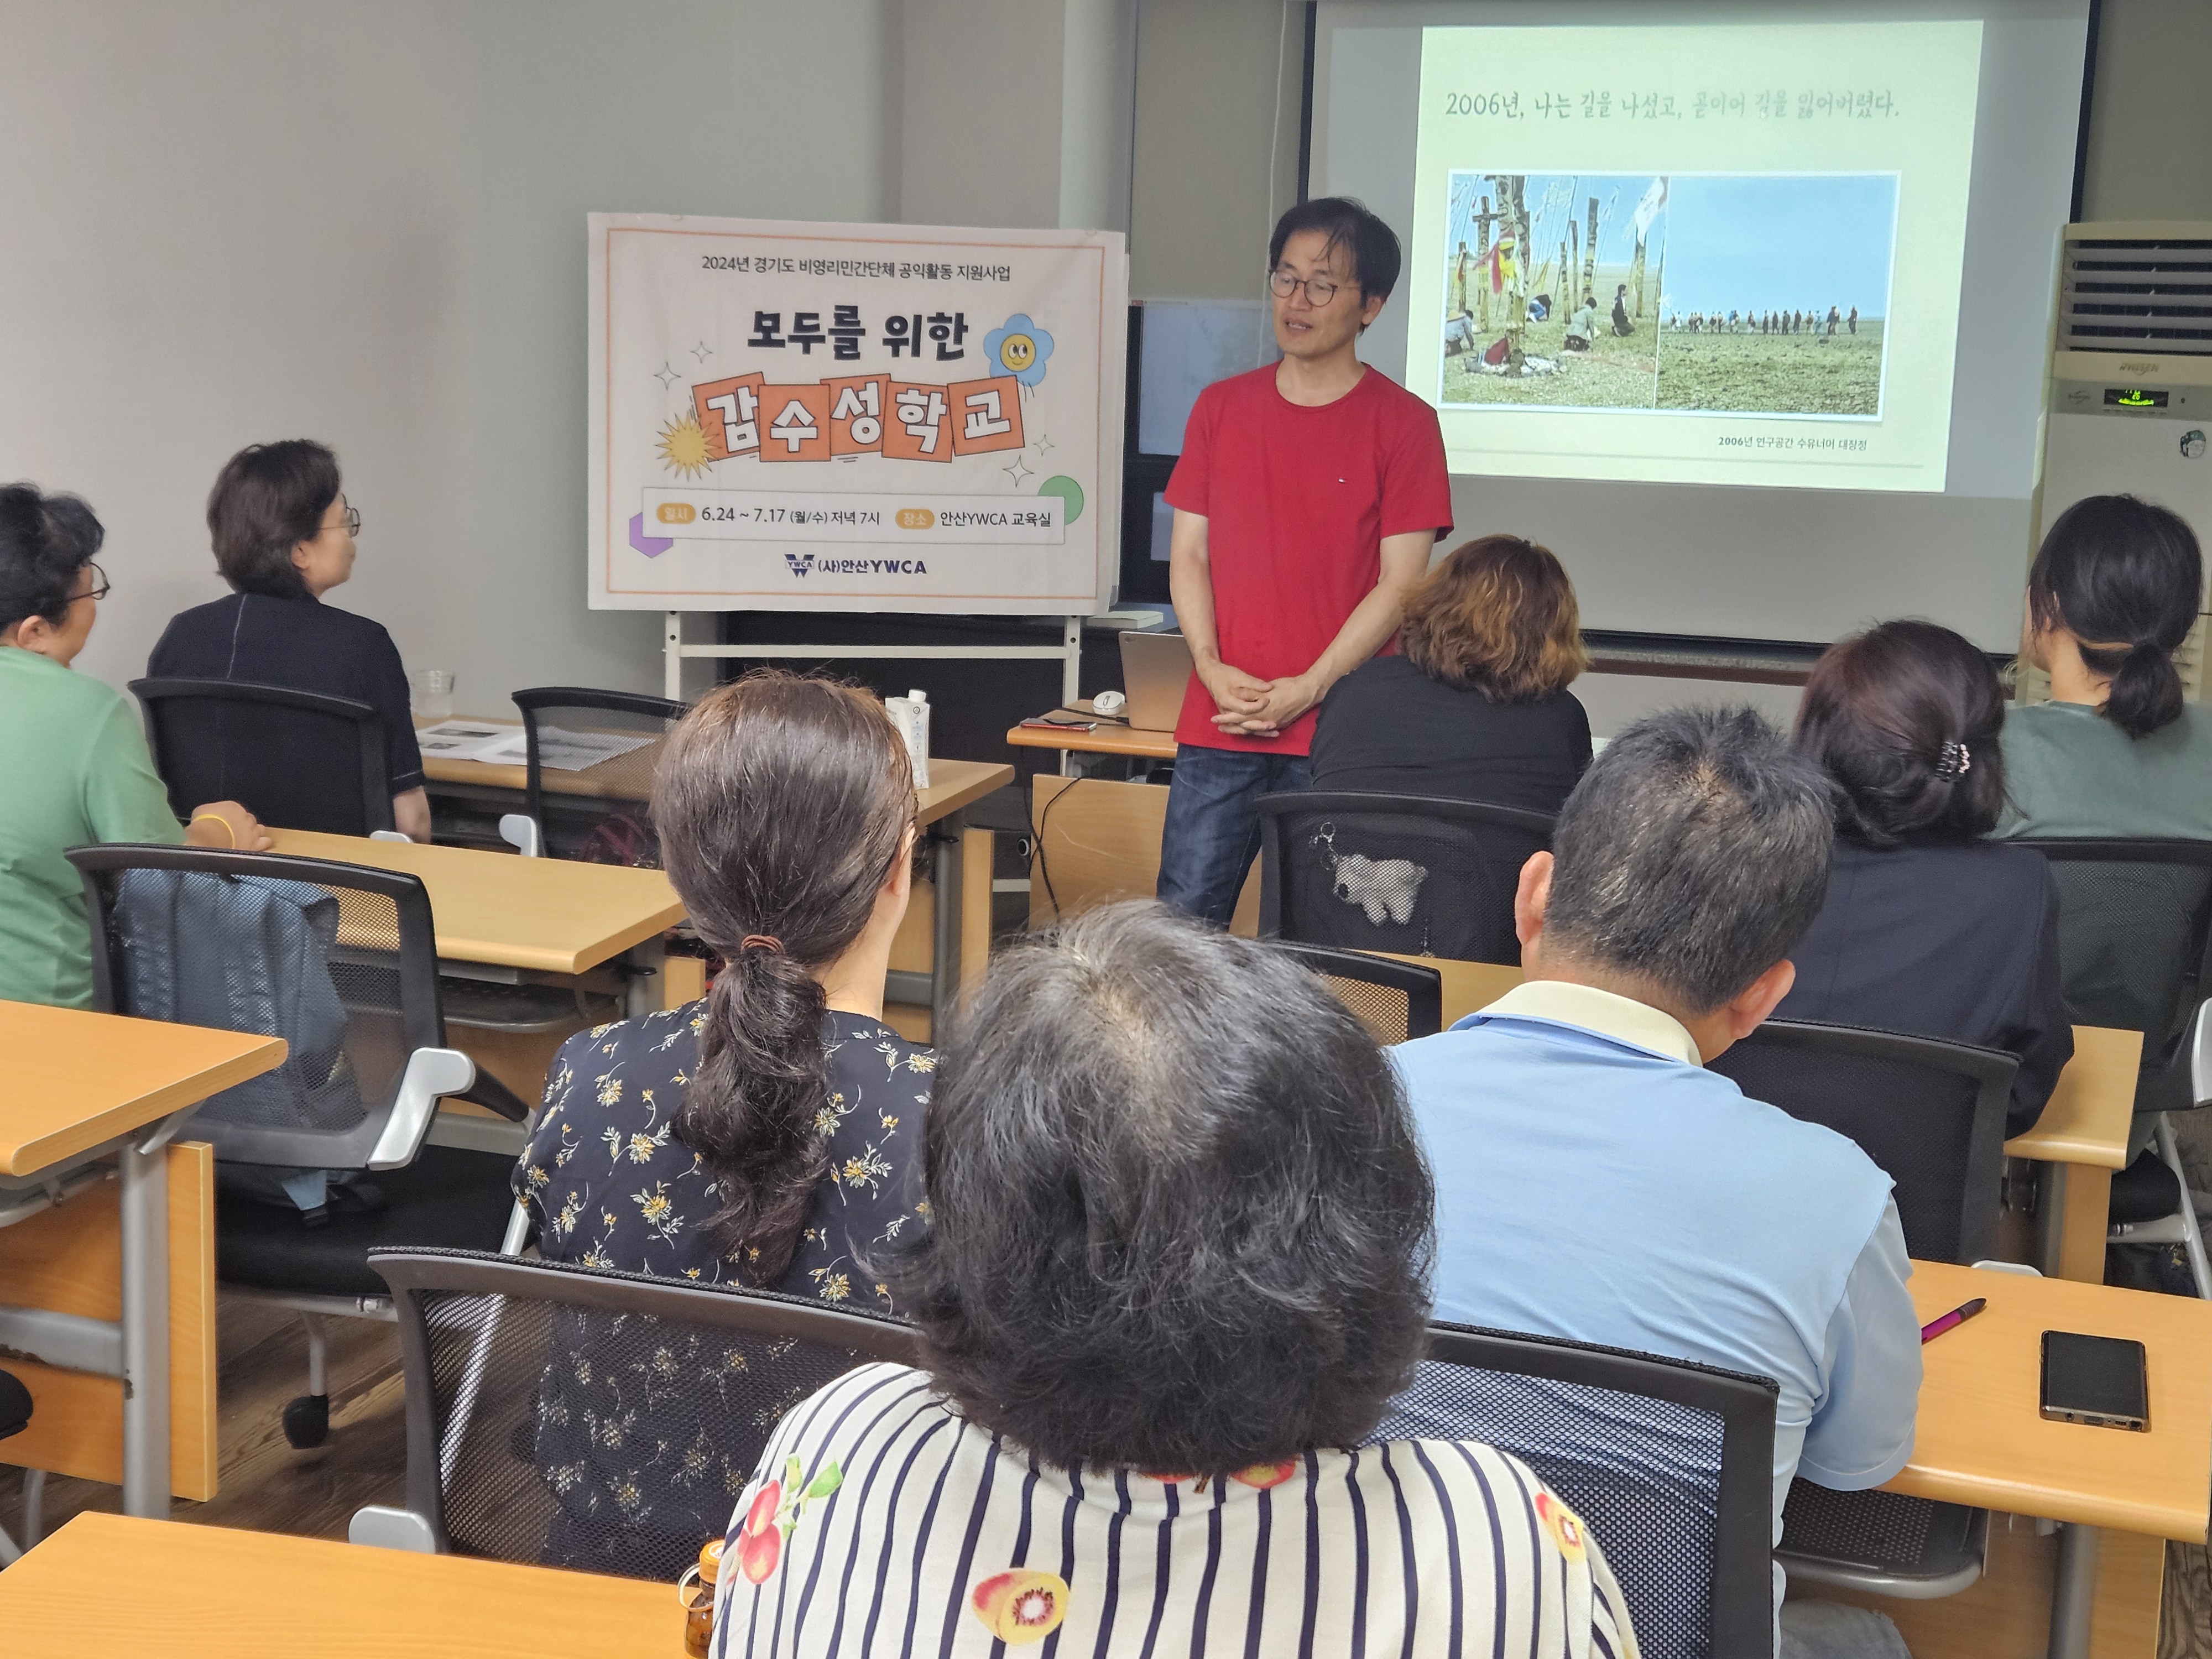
left=1392, top=980, right=1921, bottom=1609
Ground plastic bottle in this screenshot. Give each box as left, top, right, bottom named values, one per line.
left=884, top=688, right=931, bottom=789
left=679, top=1536, right=724, bottom=1657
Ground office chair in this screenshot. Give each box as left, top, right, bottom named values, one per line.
left=349, top=1248, right=918, bottom=1582
left=131, top=677, right=394, bottom=837
left=1267, top=941, right=1444, bottom=1042
left=1373, top=1322, right=1778, bottom=1659
left=1709, top=1021, right=2017, bottom=1266
left=503, top=688, right=687, bottom=863
left=71, top=844, right=533, bottom=1450
left=1256, top=791, right=1553, bottom=965
left=2012, top=837, right=2212, bottom=1297
left=1709, top=1019, right=2018, bottom=1600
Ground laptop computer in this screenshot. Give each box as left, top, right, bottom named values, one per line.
left=1118, top=630, right=1196, bottom=733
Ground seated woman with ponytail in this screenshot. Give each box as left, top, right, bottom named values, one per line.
left=2002, top=493, right=2212, bottom=837
left=1776, top=620, right=2072, bottom=1135
left=513, top=672, right=932, bottom=1304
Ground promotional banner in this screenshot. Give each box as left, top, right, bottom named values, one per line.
left=589, top=213, right=1126, bottom=613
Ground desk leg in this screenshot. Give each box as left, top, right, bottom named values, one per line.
left=2050, top=1523, right=2099, bottom=1659
left=960, top=828, right=993, bottom=992
left=2038, top=1162, right=2116, bottom=1283
left=117, top=1136, right=169, bottom=1519
left=623, top=940, right=662, bottom=1020
left=931, top=818, right=963, bottom=1039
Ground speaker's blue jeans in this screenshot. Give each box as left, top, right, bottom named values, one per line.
left=1155, top=744, right=1310, bottom=927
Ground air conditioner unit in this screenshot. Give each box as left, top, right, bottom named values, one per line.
left=2037, top=221, right=2212, bottom=701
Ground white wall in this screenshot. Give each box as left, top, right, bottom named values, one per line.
left=894, top=0, right=1135, bottom=233
left=0, top=0, right=896, bottom=702
left=2080, top=0, right=2212, bottom=221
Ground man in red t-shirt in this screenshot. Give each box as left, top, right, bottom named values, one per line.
left=1157, top=197, right=1453, bottom=924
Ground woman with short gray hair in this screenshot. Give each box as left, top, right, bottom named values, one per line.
left=711, top=901, right=1636, bottom=1658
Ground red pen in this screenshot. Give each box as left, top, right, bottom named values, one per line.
left=1921, top=1297, right=1987, bottom=1343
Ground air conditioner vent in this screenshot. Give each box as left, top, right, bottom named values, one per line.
left=2060, top=238, right=2212, bottom=354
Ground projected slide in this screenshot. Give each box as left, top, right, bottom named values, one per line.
left=1409, top=23, right=1980, bottom=492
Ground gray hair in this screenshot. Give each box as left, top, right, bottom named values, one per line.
left=886, top=900, right=1435, bottom=1475
left=1544, top=706, right=1834, bottom=1014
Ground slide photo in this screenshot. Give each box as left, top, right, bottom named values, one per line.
left=1439, top=171, right=1665, bottom=411
left=1406, top=19, right=1981, bottom=491
left=1653, top=174, right=1895, bottom=418
left=1439, top=171, right=1896, bottom=421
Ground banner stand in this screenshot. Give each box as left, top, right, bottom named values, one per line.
left=662, top=611, right=1086, bottom=775
left=662, top=611, right=1080, bottom=702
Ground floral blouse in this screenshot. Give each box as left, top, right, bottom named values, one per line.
left=513, top=1001, right=935, bottom=1310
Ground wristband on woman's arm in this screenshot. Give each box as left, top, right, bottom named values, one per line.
left=189, top=812, right=236, bottom=847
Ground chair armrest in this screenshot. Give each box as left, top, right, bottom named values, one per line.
left=456, top=1069, right=534, bottom=1123
left=367, top=1048, right=476, bottom=1171
left=2189, top=1001, right=2212, bottom=1110
left=348, top=1505, right=438, bottom=1553
left=498, top=813, right=543, bottom=858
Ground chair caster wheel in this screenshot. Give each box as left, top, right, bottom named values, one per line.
left=283, top=1393, right=331, bottom=1448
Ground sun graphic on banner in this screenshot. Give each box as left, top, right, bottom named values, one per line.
left=657, top=411, right=712, bottom=478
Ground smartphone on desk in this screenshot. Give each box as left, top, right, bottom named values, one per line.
left=2039, top=1331, right=2149, bottom=1431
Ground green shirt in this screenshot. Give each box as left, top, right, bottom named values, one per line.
left=0, top=649, right=184, bottom=1008
left=1997, top=698, right=2212, bottom=839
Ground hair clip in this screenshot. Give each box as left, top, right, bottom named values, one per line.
left=1934, top=741, right=1970, bottom=781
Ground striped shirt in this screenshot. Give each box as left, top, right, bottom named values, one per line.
left=711, top=1363, right=1639, bottom=1658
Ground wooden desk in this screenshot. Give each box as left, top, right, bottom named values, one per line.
left=1868, top=1261, right=2212, bottom=1659
left=1893, top=1260, right=2210, bottom=1537
left=2, top=1004, right=285, bottom=1177
left=0, top=1513, right=673, bottom=1657
left=2005, top=1026, right=2141, bottom=1283
left=424, top=716, right=1007, bottom=826
left=0, top=1003, right=285, bottom=1519
left=1374, top=951, right=1520, bottom=1024
left=266, top=829, right=685, bottom=981
left=1007, top=701, right=1178, bottom=764
left=311, top=754, right=1011, bottom=1041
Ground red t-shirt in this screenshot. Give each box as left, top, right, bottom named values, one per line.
left=1164, top=364, right=1452, bottom=754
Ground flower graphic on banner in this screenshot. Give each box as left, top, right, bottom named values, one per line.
left=656, top=412, right=712, bottom=478
left=985, top=315, right=1055, bottom=387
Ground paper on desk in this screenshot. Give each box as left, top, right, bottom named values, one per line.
left=470, top=727, right=657, bottom=772
left=415, top=719, right=521, bottom=759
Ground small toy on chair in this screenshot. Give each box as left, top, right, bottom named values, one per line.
left=1310, top=821, right=1431, bottom=928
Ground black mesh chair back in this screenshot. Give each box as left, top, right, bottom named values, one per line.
left=1708, top=1021, right=2016, bottom=1264
left=71, top=844, right=450, bottom=1173
left=131, top=677, right=393, bottom=836
left=368, top=1248, right=919, bottom=1582
left=2010, top=838, right=2212, bottom=1108
left=1258, top=791, right=1553, bottom=964
left=1372, top=1322, right=1778, bottom=1659
left=1267, top=941, right=1444, bottom=1042
left=512, top=687, right=687, bottom=863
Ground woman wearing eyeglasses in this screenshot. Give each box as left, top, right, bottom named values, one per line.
left=0, top=483, right=268, bottom=1008
left=146, top=440, right=430, bottom=841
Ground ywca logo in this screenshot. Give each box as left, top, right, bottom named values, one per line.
left=783, top=552, right=815, bottom=577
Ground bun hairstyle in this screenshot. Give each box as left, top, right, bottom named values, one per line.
left=650, top=671, right=917, bottom=1280
left=1796, top=620, right=2008, bottom=849
left=2028, top=494, right=2203, bottom=739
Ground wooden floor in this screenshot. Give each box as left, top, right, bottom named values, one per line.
left=1, top=1294, right=407, bottom=1545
